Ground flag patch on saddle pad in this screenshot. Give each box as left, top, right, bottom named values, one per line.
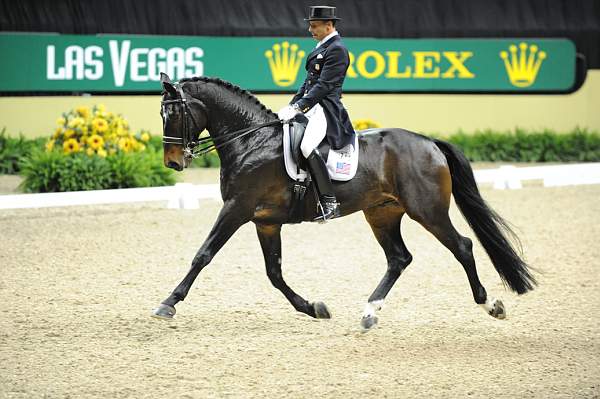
left=336, top=161, right=351, bottom=175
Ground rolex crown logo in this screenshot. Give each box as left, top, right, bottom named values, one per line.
left=265, top=41, right=305, bottom=87
left=500, top=42, right=546, bottom=88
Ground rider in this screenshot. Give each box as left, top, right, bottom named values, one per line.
left=278, top=5, right=355, bottom=222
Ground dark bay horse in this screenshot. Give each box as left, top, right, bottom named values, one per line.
left=152, top=73, right=536, bottom=331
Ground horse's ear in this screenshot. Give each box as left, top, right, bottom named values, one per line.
left=160, top=73, right=177, bottom=96
left=160, top=72, right=171, bottom=83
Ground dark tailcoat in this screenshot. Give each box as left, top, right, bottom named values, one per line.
left=291, top=34, right=355, bottom=150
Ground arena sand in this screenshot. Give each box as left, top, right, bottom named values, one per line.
left=0, top=175, right=598, bottom=398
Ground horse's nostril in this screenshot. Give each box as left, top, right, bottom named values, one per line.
left=167, top=161, right=182, bottom=171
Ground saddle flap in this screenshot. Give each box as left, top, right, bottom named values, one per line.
left=289, top=121, right=306, bottom=166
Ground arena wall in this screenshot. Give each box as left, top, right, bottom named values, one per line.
left=1, top=71, right=598, bottom=139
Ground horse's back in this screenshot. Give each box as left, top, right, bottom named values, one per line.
left=357, top=127, right=448, bottom=169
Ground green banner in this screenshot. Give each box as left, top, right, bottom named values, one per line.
left=0, top=33, right=576, bottom=92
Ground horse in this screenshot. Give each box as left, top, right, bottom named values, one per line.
left=152, top=72, right=536, bottom=331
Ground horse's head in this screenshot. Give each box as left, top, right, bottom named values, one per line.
left=160, top=73, right=208, bottom=171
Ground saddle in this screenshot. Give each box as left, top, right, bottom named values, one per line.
left=284, top=116, right=359, bottom=223
left=284, top=118, right=359, bottom=183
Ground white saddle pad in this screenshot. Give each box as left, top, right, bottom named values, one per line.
left=283, top=123, right=359, bottom=182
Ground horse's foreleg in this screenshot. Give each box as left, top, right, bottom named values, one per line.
left=256, top=223, right=330, bottom=319
left=361, top=206, right=412, bottom=331
left=152, top=200, right=250, bottom=319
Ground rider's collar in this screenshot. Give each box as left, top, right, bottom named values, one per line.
left=315, top=31, right=339, bottom=48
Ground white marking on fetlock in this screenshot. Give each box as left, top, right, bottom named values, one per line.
left=363, top=299, right=384, bottom=319
left=479, top=297, right=499, bottom=314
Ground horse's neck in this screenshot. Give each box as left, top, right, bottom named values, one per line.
left=199, top=88, right=278, bottom=165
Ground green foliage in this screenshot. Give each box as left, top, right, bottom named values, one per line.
left=441, top=127, right=600, bottom=162
left=19, top=148, right=176, bottom=193
left=0, top=129, right=46, bottom=174
left=146, top=134, right=163, bottom=151
left=191, top=151, right=221, bottom=168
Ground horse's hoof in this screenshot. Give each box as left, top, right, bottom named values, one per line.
left=360, top=315, right=378, bottom=332
left=489, top=299, right=506, bottom=320
left=312, top=301, right=332, bottom=319
left=151, top=304, right=176, bottom=320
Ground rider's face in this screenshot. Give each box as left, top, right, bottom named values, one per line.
left=308, top=20, right=334, bottom=41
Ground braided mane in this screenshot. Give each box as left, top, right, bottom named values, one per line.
left=180, top=76, right=277, bottom=117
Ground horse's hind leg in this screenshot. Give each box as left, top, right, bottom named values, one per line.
left=256, top=223, right=330, bottom=319
left=361, top=205, right=413, bottom=331
left=415, top=210, right=506, bottom=320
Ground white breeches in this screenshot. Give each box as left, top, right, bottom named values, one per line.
left=300, top=104, right=327, bottom=158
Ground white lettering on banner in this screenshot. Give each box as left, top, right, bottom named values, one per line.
left=46, top=45, right=65, bottom=80
left=148, top=48, right=167, bottom=80
left=47, top=45, right=104, bottom=81
left=109, top=40, right=131, bottom=87
left=185, top=47, right=204, bottom=77
left=131, top=47, right=149, bottom=82
left=46, top=40, right=204, bottom=86
left=64, top=46, right=85, bottom=80
left=84, top=46, right=103, bottom=80
left=167, top=47, right=185, bottom=80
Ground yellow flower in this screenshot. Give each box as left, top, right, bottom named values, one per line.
left=53, top=127, right=63, bottom=139
left=96, top=104, right=106, bottom=112
left=76, top=106, right=91, bottom=119
left=87, top=134, right=105, bottom=150
left=64, top=129, right=76, bottom=138
left=140, top=132, right=150, bottom=142
left=56, top=117, right=66, bottom=126
left=92, top=118, right=109, bottom=133
left=63, top=138, right=80, bottom=154
left=45, top=139, right=55, bottom=152
left=97, top=148, right=108, bottom=158
left=118, top=137, right=132, bottom=152
left=68, top=117, right=85, bottom=129
left=86, top=147, right=96, bottom=156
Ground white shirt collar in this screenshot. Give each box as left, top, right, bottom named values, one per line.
left=316, top=31, right=339, bottom=48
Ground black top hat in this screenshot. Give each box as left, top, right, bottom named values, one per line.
left=305, top=6, right=341, bottom=21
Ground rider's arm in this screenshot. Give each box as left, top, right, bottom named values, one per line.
left=290, top=79, right=307, bottom=104
left=293, top=45, right=349, bottom=113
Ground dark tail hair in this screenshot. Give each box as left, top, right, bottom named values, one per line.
left=433, top=139, right=536, bottom=294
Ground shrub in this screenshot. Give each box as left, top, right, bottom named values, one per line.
left=445, top=127, right=600, bottom=162
left=19, top=148, right=175, bottom=193
left=0, top=128, right=46, bottom=174
left=14, top=104, right=176, bottom=192
left=191, top=150, right=221, bottom=168
left=48, top=104, right=152, bottom=157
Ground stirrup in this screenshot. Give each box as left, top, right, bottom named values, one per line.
left=313, top=198, right=340, bottom=223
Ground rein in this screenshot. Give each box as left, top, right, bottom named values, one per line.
left=189, top=120, right=282, bottom=158
left=161, top=84, right=282, bottom=159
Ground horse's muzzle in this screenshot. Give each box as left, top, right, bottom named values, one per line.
left=166, top=160, right=184, bottom=171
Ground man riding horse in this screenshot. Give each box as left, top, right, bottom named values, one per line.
left=278, top=5, right=355, bottom=222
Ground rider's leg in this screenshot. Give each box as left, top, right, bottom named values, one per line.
left=300, top=105, right=339, bottom=222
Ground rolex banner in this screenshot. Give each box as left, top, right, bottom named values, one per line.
left=0, top=33, right=576, bottom=93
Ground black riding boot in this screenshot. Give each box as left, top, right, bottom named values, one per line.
left=306, top=149, right=340, bottom=222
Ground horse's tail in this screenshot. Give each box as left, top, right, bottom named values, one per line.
left=433, top=139, right=536, bottom=294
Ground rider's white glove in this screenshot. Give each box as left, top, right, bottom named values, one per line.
left=277, top=104, right=301, bottom=121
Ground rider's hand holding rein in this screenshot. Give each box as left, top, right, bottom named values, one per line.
left=278, top=103, right=302, bottom=122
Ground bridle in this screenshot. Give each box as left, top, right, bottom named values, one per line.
left=161, top=83, right=282, bottom=159
left=161, top=84, right=207, bottom=158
